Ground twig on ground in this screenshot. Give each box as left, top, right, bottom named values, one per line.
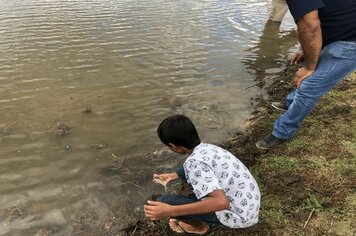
left=16, top=206, right=23, bottom=215
left=130, top=225, right=138, bottom=236
left=117, top=181, right=145, bottom=190
left=303, top=208, right=315, bottom=229
left=5, top=121, right=17, bottom=130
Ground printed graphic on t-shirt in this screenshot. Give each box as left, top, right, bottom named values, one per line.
left=184, top=143, right=260, bottom=228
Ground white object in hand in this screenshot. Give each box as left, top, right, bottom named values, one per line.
left=153, top=174, right=168, bottom=191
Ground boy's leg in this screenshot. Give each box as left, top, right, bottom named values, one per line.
left=273, top=41, right=356, bottom=140
left=176, top=166, right=187, bottom=182
left=157, top=194, right=221, bottom=225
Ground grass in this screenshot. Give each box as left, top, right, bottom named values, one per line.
left=244, top=74, right=356, bottom=235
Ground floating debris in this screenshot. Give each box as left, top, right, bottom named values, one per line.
left=0, top=129, right=9, bottom=137
left=35, top=227, right=56, bottom=236
left=50, top=122, right=71, bottom=136
left=81, top=106, right=92, bottom=114
left=91, top=144, right=106, bottom=150
left=5, top=205, right=23, bottom=222
left=64, top=144, right=71, bottom=150
left=0, top=121, right=17, bottom=137
left=78, top=210, right=96, bottom=225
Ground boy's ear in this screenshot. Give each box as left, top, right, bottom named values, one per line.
left=168, top=143, right=184, bottom=154
left=168, top=143, right=176, bottom=149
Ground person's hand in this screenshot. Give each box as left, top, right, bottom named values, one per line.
left=293, top=66, right=314, bottom=88
left=290, top=50, right=304, bottom=65
left=153, top=173, right=179, bottom=185
left=144, top=200, right=172, bottom=220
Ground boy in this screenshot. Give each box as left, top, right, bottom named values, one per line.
left=144, top=115, right=260, bottom=234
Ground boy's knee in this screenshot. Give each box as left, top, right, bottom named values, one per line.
left=156, top=194, right=175, bottom=204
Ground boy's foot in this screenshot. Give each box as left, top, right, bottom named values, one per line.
left=256, top=134, right=286, bottom=149
left=271, top=102, right=287, bottom=111
left=169, top=219, right=209, bottom=235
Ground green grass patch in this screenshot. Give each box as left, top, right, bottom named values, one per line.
left=259, top=194, right=286, bottom=226
left=303, top=193, right=323, bottom=210
left=331, top=158, right=356, bottom=179
left=345, top=194, right=356, bottom=209
left=341, top=140, right=356, bottom=156
left=253, top=155, right=299, bottom=172
left=285, top=137, right=308, bottom=152
left=264, top=155, right=298, bottom=170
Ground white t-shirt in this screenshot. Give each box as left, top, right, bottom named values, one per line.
left=183, top=143, right=260, bottom=228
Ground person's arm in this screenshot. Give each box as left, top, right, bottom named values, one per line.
left=298, top=10, right=322, bottom=70
left=290, top=48, right=304, bottom=65
left=293, top=10, right=322, bottom=88
left=144, top=190, right=229, bottom=220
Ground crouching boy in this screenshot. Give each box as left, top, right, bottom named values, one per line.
left=144, top=115, right=260, bottom=234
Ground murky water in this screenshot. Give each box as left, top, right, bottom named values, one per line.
left=0, top=0, right=296, bottom=234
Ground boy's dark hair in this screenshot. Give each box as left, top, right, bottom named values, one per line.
left=157, top=115, right=201, bottom=149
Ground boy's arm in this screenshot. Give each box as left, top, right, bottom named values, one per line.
left=144, top=189, right=229, bottom=220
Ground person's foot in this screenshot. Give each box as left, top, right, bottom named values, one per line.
left=271, top=102, right=287, bottom=111
left=256, top=134, right=286, bottom=149
left=169, top=218, right=209, bottom=235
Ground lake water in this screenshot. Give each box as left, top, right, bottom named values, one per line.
left=0, top=0, right=296, bottom=234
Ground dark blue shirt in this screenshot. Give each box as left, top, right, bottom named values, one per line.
left=286, top=0, right=356, bottom=46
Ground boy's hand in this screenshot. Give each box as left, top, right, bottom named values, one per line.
left=153, top=173, right=179, bottom=185
left=144, top=200, right=172, bottom=220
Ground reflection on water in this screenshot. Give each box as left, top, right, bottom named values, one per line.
left=0, top=0, right=295, bottom=234
left=243, top=19, right=298, bottom=83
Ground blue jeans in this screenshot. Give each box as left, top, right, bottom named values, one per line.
left=273, top=41, right=356, bottom=140
left=156, top=167, right=222, bottom=225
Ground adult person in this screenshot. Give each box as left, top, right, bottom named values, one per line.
left=256, top=0, right=356, bottom=149
left=269, top=0, right=288, bottom=23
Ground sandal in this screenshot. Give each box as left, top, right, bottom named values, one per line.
left=169, top=219, right=209, bottom=235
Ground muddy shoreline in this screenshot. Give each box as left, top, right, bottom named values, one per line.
left=116, top=63, right=298, bottom=236
left=8, top=63, right=352, bottom=236
left=118, top=66, right=355, bottom=235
